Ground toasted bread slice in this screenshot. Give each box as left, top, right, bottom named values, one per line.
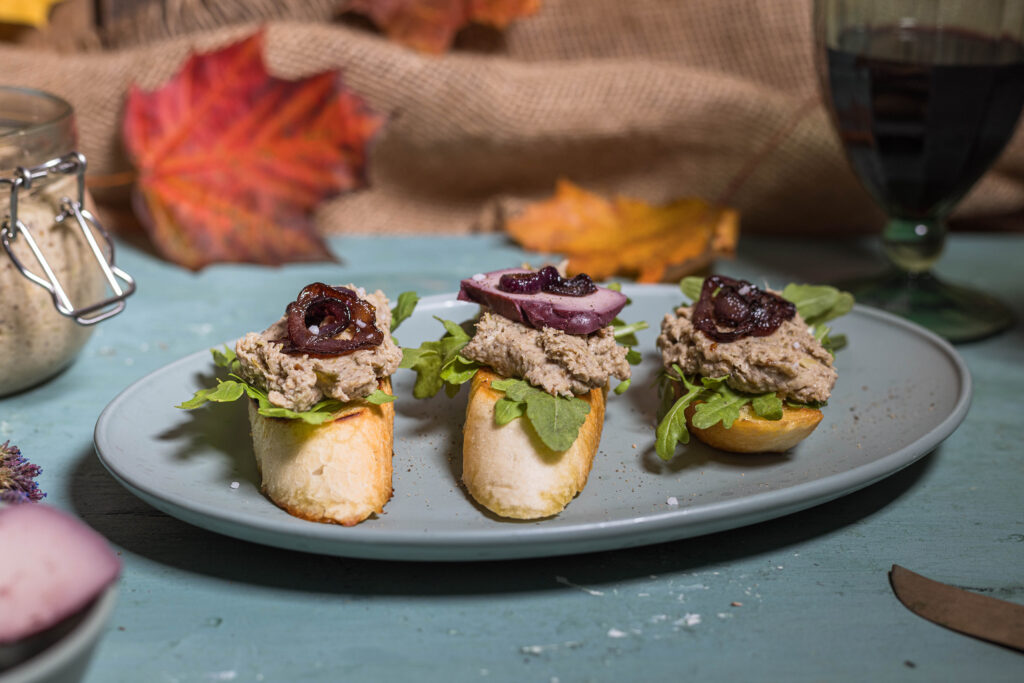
left=247, top=377, right=395, bottom=525
left=684, top=401, right=822, bottom=453
left=462, top=367, right=605, bottom=520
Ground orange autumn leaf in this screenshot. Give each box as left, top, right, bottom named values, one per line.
left=122, top=31, right=384, bottom=270
left=506, top=180, right=740, bottom=283
left=468, top=0, right=541, bottom=27
left=348, top=0, right=540, bottom=54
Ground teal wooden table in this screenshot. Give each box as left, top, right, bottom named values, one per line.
left=3, top=233, right=1022, bottom=682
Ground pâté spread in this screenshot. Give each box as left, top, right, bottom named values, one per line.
left=657, top=275, right=837, bottom=403
left=235, top=283, right=402, bottom=411
left=457, top=267, right=631, bottom=396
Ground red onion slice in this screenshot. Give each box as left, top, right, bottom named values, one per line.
left=458, top=268, right=626, bottom=335
left=0, top=504, right=120, bottom=644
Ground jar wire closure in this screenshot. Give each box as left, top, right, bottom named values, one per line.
left=0, top=153, right=135, bottom=325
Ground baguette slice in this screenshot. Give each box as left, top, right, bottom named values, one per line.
left=247, top=377, right=395, bottom=525
left=684, top=401, right=822, bottom=453
left=462, top=367, right=605, bottom=519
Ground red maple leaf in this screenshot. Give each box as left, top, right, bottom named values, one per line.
left=348, top=0, right=540, bottom=54
left=122, top=32, right=384, bottom=270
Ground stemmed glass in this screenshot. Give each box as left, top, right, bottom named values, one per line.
left=814, top=0, right=1024, bottom=342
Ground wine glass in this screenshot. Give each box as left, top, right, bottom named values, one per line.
left=814, top=0, right=1024, bottom=342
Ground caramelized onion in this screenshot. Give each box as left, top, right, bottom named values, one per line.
left=498, top=266, right=597, bottom=297
left=279, top=283, right=383, bottom=356
left=692, top=275, right=795, bottom=342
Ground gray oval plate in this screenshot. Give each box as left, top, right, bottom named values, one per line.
left=93, top=285, right=971, bottom=561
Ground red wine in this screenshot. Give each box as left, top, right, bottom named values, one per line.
left=825, top=27, right=1024, bottom=219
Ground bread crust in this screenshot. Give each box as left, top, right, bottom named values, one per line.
left=684, top=401, right=822, bottom=453
left=247, top=377, right=394, bottom=525
left=461, top=367, right=605, bottom=519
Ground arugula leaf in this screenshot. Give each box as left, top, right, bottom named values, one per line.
left=824, top=332, right=848, bottom=353
left=437, top=317, right=471, bottom=343
left=365, top=389, right=397, bottom=405
left=390, top=291, right=419, bottom=337
left=178, top=348, right=393, bottom=424
left=655, top=366, right=703, bottom=460
left=400, top=345, right=444, bottom=398
left=680, top=276, right=704, bottom=302
left=399, top=317, right=478, bottom=399
left=612, top=320, right=649, bottom=347
left=490, top=377, right=591, bottom=452
left=655, top=369, right=791, bottom=459
left=613, top=378, right=632, bottom=395
left=440, top=353, right=482, bottom=386
left=247, top=393, right=351, bottom=424
left=751, top=393, right=783, bottom=420
left=177, top=379, right=246, bottom=409
left=212, top=345, right=238, bottom=370
left=781, top=284, right=854, bottom=326
left=690, top=380, right=748, bottom=430
left=494, top=396, right=526, bottom=425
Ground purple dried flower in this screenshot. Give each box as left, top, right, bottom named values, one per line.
left=0, top=440, right=45, bottom=504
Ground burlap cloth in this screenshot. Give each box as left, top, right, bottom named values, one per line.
left=1, top=0, right=1022, bottom=237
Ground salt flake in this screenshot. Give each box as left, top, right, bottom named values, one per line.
left=675, top=613, right=702, bottom=627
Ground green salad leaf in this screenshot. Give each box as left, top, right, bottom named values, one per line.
left=494, top=395, right=527, bottom=424
left=655, top=366, right=702, bottom=458
left=389, top=291, right=419, bottom=344
left=690, top=378, right=747, bottom=430
left=654, top=367, right=785, bottom=461
left=490, top=378, right=591, bottom=452
left=751, top=393, right=784, bottom=421
left=364, top=389, right=398, bottom=405
left=177, top=346, right=394, bottom=424
left=680, top=276, right=704, bottom=302
left=612, top=320, right=648, bottom=346
left=399, top=317, right=481, bottom=398
left=780, top=283, right=854, bottom=326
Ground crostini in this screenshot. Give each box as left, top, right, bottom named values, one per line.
left=655, top=275, right=852, bottom=457
left=401, top=266, right=643, bottom=519
left=179, top=283, right=407, bottom=526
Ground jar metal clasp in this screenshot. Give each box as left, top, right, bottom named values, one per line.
left=0, top=153, right=135, bottom=325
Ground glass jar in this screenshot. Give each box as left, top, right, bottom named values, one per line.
left=0, top=87, right=133, bottom=396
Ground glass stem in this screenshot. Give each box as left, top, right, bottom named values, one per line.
left=882, top=216, right=947, bottom=274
